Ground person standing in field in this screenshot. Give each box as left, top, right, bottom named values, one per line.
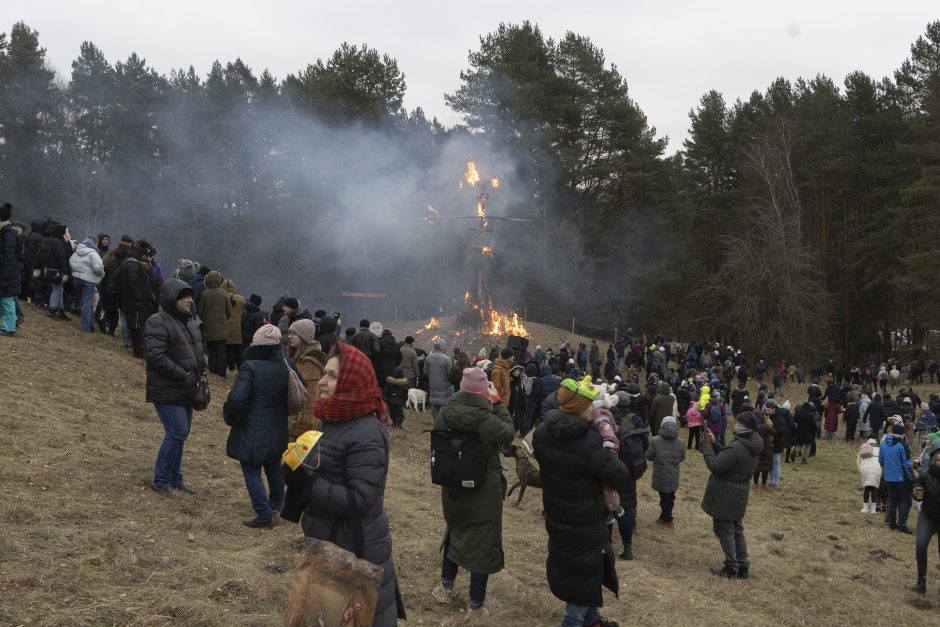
left=646, top=415, right=686, bottom=527
left=196, top=270, right=231, bottom=377
left=701, top=410, right=763, bottom=579
left=912, top=443, right=940, bottom=593
left=144, top=279, right=205, bottom=495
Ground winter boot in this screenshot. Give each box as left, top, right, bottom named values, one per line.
left=55, top=309, right=72, bottom=321
left=241, top=517, right=274, bottom=529
left=860, top=502, right=869, bottom=513
left=737, top=566, right=749, bottom=580
left=912, top=575, right=926, bottom=593
left=710, top=566, right=737, bottom=579
left=619, top=544, right=633, bottom=561
left=432, top=582, right=457, bottom=605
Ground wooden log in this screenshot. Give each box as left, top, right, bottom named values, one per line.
left=285, top=537, right=384, bottom=627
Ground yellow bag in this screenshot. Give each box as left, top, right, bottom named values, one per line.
left=283, top=430, right=323, bottom=471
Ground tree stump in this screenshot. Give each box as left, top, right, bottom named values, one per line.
left=285, top=537, right=384, bottom=627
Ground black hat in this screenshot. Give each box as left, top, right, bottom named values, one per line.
left=248, top=294, right=262, bottom=307
left=283, top=297, right=300, bottom=310
left=735, top=410, right=759, bottom=431
left=0, top=202, right=12, bottom=221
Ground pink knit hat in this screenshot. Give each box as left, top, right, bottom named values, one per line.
left=252, top=323, right=282, bottom=346
left=460, top=367, right=490, bottom=396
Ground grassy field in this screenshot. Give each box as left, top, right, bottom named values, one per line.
left=1, top=307, right=938, bottom=626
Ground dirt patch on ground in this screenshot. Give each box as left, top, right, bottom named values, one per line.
left=1, top=305, right=935, bottom=625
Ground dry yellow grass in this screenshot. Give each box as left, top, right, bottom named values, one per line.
left=1, top=306, right=937, bottom=626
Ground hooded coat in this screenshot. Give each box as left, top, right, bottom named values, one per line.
left=755, top=422, right=775, bottom=472
left=533, top=364, right=560, bottom=416
left=916, top=448, right=940, bottom=522
left=794, top=403, right=817, bottom=445
left=222, top=343, right=290, bottom=465
left=143, top=280, right=206, bottom=405
left=650, top=385, right=675, bottom=435
left=68, top=241, right=105, bottom=284
left=400, top=342, right=419, bottom=381
left=435, top=392, right=514, bottom=574
left=0, top=223, right=21, bottom=298
left=490, top=356, right=511, bottom=403
left=701, top=429, right=763, bottom=521
left=316, top=315, right=338, bottom=355
left=287, top=342, right=327, bottom=438
left=424, top=348, right=453, bottom=407
left=645, top=419, right=685, bottom=492
left=196, top=271, right=231, bottom=341
left=36, top=223, right=71, bottom=276
left=240, top=300, right=266, bottom=347
left=375, top=332, right=402, bottom=384
left=856, top=440, right=882, bottom=488
left=534, top=409, right=631, bottom=607
left=221, top=279, right=246, bottom=345
left=116, top=252, right=159, bottom=326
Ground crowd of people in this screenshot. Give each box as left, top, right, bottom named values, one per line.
left=4, top=205, right=940, bottom=624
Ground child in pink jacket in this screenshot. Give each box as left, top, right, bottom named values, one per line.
left=686, top=401, right=703, bottom=450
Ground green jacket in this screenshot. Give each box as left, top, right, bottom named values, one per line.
left=197, top=271, right=231, bottom=341
left=701, top=429, right=763, bottom=521
left=434, top=391, right=514, bottom=573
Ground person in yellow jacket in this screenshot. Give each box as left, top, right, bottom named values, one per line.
left=489, top=347, right=514, bottom=403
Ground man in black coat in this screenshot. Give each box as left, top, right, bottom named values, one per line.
left=115, top=241, right=159, bottom=357
left=375, top=328, right=402, bottom=388
left=701, top=410, right=763, bottom=579
left=144, top=279, right=206, bottom=495
left=350, top=318, right=381, bottom=368
left=534, top=379, right=630, bottom=627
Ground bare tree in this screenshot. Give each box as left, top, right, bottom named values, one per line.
left=689, top=120, right=833, bottom=364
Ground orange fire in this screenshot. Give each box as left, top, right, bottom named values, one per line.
left=491, top=177, right=500, bottom=188
left=486, top=308, right=528, bottom=338
left=416, top=317, right=440, bottom=334
left=481, top=245, right=492, bottom=256
left=476, top=200, right=485, bottom=218
left=464, top=161, right=481, bottom=187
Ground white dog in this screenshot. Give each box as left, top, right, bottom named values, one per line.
left=407, top=388, right=427, bottom=413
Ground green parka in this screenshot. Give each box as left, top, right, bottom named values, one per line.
left=434, top=391, right=514, bottom=574
left=196, top=271, right=231, bottom=341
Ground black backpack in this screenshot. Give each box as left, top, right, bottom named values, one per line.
left=427, top=415, right=489, bottom=489
left=618, top=421, right=648, bottom=481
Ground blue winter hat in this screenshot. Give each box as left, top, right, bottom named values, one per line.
left=393, top=367, right=404, bottom=378
left=82, top=238, right=96, bottom=248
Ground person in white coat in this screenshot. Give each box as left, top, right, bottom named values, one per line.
left=69, top=237, right=105, bottom=332
left=857, top=438, right=882, bottom=513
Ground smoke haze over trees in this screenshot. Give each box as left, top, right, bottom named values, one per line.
left=1, top=19, right=939, bottom=362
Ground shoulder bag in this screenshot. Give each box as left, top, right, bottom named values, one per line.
left=162, top=312, right=210, bottom=411
left=285, top=358, right=311, bottom=416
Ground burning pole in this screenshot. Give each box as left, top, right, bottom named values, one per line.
left=425, top=160, right=532, bottom=338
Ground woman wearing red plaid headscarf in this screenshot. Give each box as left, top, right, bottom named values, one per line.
left=281, top=342, right=405, bottom=624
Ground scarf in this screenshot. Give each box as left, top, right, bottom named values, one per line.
left=312, top=342, right=389, bottom=429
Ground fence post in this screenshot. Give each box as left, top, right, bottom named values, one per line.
left=571, top=318, right=575, bottom=335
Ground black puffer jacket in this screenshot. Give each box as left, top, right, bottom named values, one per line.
left=283, top=413, right=401, bottom=626
left=240, top=301, right=266, bottom=347
left=36, top=224, right=71, bottom=274
left=316, top=316, right=338, bottom=355
left=143, top=279, right=206, bottom=405
left=0, top=223, right=21, bottom=298
left=794, top=403, right=817, bottom=445
left=28, top=218, right=51, bottom=265
left=375, top=333, right=402, bottom=384
left=917, top=460, right=940, bottom=522
left=533, top=409, right=631, bottom=608
left=117, top=254, right=158, bottom=325
left=222, top=343, right=289, bottom=465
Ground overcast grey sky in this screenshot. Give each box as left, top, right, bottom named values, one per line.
left=6, top=1, right=937, bottom=152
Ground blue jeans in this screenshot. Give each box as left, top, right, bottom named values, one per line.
left=73, top=277, right=97, bottom=331
left=119, top=309, right=132, bottom=346
left=770, top=452, right=782, bottom=486
left=152, top=404, right=193, bottom=489
left=49, top=281, right=64, bottom=309
left=616, top=505, right=637, bottom=548
left=240, top=460, right=285, bottom=519
left=441, top=554, right=489, bottom=608
left=562, top=604, right=599, bottom=627
left=0, top=296, right=15, bottom=333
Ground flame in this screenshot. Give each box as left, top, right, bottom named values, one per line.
left=416, top=316, right=440, bottom=334
left=481, top=245, right=492, bottom=256
left=476, top=200, right=485, bottom=217
left=431, top=334, right=442, bottom=343
left=485, top=308, right=528, bottom=338
left=464, top=161, right=480, bottom=187
left=491, top=177, right=500, bottom=188
left=425, top=205, right=439, bottom=224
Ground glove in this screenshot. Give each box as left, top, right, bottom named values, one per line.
left=183, top=371, right=198, bottom=386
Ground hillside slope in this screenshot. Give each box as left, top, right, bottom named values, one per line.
left=0, top=306, right=936, bottom=625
